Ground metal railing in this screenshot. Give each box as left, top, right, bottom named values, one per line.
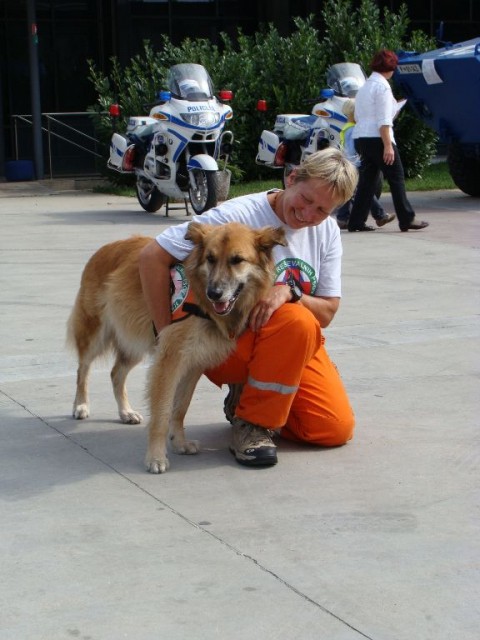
left=11, top=112, right=106, bottom=179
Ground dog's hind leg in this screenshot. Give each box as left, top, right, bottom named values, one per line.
left=70, top=316, right=104, bottom=420
left=111, top=351, right=144, bottom=424
left=73, top=358, right=93, bottom=419
left=169, top=368, right=203, bottom=455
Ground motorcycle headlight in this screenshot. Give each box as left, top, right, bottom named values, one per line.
left=180, top=112, right=220, bottom=127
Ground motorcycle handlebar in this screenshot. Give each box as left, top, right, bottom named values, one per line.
left=301, top=97, right=323, bottom=104
left=142, top=101, right=162, bottom=111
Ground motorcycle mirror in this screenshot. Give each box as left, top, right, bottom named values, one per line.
left=109, top=104, right=121, bottom=118
left=256, top=99, right=268, bottom=112
left=219, top=89, right=233, bottom=101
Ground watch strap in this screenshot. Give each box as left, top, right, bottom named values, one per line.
left=286, top=275, right=302, bottom=302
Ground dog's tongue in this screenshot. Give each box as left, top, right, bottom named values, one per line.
left=213, top=301, right=230, bottom=314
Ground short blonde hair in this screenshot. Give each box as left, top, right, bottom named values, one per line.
left=292, top=147, right=358, bottom=205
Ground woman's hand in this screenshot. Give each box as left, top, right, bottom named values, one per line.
left=380, top=124, right=395, bottom=165
left=383, top=144, right=395, bottom=165
left=248, top=286, right=340, bottom=332
left=248, top=285, right=291, bottom=331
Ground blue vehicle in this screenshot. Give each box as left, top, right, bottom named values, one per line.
left=395, top=38, right=480, bottom=197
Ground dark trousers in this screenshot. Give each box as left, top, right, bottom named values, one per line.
left=336, top=193, right=386, bottom=222
left=348, top=138, right=415, bottom=231
left=336, top=173, right=385, bottom=222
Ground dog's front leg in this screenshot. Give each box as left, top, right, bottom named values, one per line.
left=145, top=341, right=192, bottom=474
left=169, top=367, right=203, bottom=455
left=145, top=387, right=172, bottom=474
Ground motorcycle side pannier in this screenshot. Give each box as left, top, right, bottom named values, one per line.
left=108, top=133, right=135, bottom=173
left=256, top=130, right=281, bottom=166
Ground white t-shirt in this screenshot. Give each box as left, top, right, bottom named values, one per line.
left=156, top=191, right=343, bottom=298
left=353, top=71, right=397, bottom=143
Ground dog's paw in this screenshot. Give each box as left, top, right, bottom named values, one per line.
left=145, top=455, right=170, bottom=474
left=73, top=404, right=89, bottom=420
left=145, top=445, right=169, bottom=473
left=171, top=439, right=200, bottom=455
left=120, top=410, right=143, bottom=424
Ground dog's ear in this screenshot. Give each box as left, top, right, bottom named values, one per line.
left=185, top=222, right=210, bottom=245
left=255, top=226, right=287, bottom=254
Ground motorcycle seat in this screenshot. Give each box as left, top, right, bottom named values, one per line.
left=127, top=124, right=156, bottom=153
left=282, top=115, right=316, bottom=140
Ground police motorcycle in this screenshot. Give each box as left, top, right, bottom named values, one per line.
left=108, top=63, right=234, bottom=214
left=255, top=62, right=366, bottom=180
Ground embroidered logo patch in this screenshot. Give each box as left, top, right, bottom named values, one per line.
left=170, top=264, right=190, bottom=313
left=274, top=258, right=317, bottom=295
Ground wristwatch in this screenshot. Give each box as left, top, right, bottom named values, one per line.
left=286, top=274, right=303, bottom=303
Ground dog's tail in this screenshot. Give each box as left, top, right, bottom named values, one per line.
left=66, top=291, right=89, bottom=354
left=66, top=284, right=106, bottom=361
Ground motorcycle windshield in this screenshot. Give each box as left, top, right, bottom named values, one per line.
left=167, top=63, right=215, bottom=101
left=326, top=63, right=367, bottom=97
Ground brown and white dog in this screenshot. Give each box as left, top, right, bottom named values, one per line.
left=67, top=222, right=286, bottom=473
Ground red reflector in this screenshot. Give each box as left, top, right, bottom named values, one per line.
left=274, top=143, right=287, bottom=167
left=122, top=146, right=136, bottom=171
left=109, top=104, right=121, bottom=117
left=219, top=89, right=233, bottom=101
left=256, top=99, right=268, bottom=112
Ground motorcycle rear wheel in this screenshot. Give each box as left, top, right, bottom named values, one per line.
left=188, top=170, right=217, bottom=214
left=136, top=177, right=167, bottom=213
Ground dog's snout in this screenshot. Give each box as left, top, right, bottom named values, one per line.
left=207, top=286, right=223, bottom=301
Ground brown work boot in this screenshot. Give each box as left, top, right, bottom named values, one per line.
left=230, top=417, right=277, bottom=467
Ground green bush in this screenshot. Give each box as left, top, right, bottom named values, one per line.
left=87, top=0, right=438, bottom=182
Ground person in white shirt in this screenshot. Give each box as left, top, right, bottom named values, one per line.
left=335, top=98, right=395, bottom=229
left=138, top=148, right=359, bottom=467
left=347, top=49, right=429, bottom=232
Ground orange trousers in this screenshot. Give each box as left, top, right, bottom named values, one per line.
left=205, top=304, right=355, bottom=447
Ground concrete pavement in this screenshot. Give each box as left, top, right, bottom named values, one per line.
left=0, top=183, right=479, bottom=639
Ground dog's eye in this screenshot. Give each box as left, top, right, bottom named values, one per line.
left=230, top=255, right=244, bottom=265
left=206, top=253, right=217, bottom=264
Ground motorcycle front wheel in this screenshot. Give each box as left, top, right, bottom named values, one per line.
left=136, top=177, right=167, bottom=213
left=188, top=169, right=217, bottom=214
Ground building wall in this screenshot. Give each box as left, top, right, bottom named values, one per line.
left=0, top=0, right=478, bottom=175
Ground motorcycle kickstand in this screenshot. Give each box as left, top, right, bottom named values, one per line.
left=165, top=197, right=191, bottom=217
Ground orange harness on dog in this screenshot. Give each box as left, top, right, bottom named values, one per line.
left=169, top=264, right=210, bottom=323
left=152, top=265, right=210, bottom=339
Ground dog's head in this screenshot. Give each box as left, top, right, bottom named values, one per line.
left=184, top=222, right=287, bottom=316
